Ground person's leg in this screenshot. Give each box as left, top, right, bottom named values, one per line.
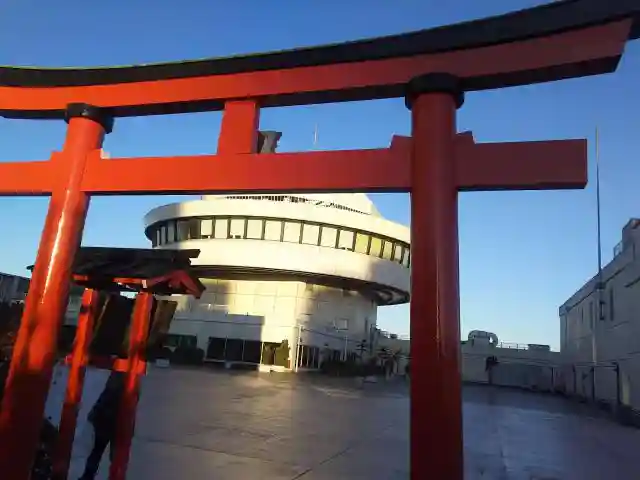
left=79, top=429, right=110, bottom=480
left=107, top=427, right=116, bottom=463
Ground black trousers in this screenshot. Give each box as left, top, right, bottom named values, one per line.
left=80, top=426, right=115, bottom=480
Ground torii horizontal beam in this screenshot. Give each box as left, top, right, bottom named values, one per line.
left=0, top=22, right=629, bottom=118
left=0, top=133, right=586, bottom=196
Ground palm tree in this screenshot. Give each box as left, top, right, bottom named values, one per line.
left=377, top=347, right=403, bottom=378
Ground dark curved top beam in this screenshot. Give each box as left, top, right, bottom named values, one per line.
left=1, top=0, right=638, bottom=87
left=0, top=0, right=637, bottom=118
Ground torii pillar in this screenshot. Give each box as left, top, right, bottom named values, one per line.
left=0, top=105, right=111, bottom=479
left=407, top=73, right=465, bottom=476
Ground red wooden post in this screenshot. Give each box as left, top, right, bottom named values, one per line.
left=407, top=74, right=464, bottom=480
left=217, top=100, right=260, bottom=154
left=0, top=104, right=111, bottom=479
left=109, top=292, right=154, bottom=480
left=53, top=288, right=100, bottom=479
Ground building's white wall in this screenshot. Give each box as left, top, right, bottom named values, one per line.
left=157, top=239, right=408, bottom=303
left=559, top=219, right=640, bottom=411
left=166, top=278, right=377, bottom=359
left=141, top=193, right=408, bottom=369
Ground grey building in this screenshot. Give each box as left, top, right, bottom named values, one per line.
left=0, top=272, right=30, bottom=303
left=559, top=218, right=640, bottom=412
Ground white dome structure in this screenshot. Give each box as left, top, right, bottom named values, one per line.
left=143, top=192, right=410, bottom=371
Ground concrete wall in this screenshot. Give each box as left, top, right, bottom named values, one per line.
left=461, top=342, right=561, bottom=392
left=376, top=334, right=562, bottom=390
left=559, top=219, right=640, bottom=411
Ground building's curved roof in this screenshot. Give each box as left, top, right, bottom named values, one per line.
left=144, top=195, right=408, bottom=243
left=202, top=193, right=381, bottom=217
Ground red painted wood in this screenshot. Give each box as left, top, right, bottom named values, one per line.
left=0, top=136, right=587, bottom=196
left=0, top=160, right=57, bottom=195
left=217, top=100, right=260, bottom=154
left=0, top=116, right=106, bottom=479
left=79, top=147, right=411, bottom=194
left=109, top=293, right=154, bottom=480
left=0, top=22, right=629, bottom=114
left=456, top=138, right=588, bottom=191
left=53, top=288, right=100, bottom=480
left=409, top=92, right=463, bottom=480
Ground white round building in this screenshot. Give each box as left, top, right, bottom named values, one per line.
left=143, top=193, right=410, bottom=371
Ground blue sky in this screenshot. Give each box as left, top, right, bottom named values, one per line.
left=0, top=0, right=638, bottom=350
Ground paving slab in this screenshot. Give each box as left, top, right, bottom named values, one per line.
left=61, top=367, right=640, bottom=479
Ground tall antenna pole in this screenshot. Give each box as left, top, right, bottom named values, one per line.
left=592, top=126, right=602, bottom=401
left=596, top=126, right=603, bottom=280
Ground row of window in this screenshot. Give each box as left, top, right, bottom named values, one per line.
left=563, top=289, right=616, bottom=347
left=166, top=334, right=346, bottom=368
left=149, top=216, right=410, bottom=267
left=578, top=288, right=616, bottom=328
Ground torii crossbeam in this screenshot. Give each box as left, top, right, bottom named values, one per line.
left=0, top=1, right=638, bottom=479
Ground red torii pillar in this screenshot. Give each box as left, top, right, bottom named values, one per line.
left=0, top=106, right=111, bottom=479
left=52, top=287, right=99, bottom=479
left=407, top=74, right=465, bottom=476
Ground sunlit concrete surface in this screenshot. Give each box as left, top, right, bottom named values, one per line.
left=66, top=368, right=640, bottom=479
left=464, top=385, right=640, bottom=479
left=67, top=367, right=409, bottom=479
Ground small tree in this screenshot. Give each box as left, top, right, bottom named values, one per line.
left=356, top=340, right=368, bottom=359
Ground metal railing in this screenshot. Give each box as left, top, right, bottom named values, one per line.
left=496, top=342, right=530, bottom=350
left=378, top=329, right=410, bottom=341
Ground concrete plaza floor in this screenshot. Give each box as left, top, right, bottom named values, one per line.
left=67, top=367, right=640, bottom=479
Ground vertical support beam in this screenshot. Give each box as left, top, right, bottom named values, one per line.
left=217, top=100, right=260, bottom=154
left=109, top=292, right=153, bottom=480
left=53, top=288, right=100, bottom=480
left=0, top=103, right=112, bottom=479
left=406, top=73, right=465, bottom=480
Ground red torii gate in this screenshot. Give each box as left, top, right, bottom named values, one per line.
left=0, top=1, right=637, bottom=478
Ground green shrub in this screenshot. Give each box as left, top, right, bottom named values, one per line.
left=171, top=346, right=204, bottom=365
